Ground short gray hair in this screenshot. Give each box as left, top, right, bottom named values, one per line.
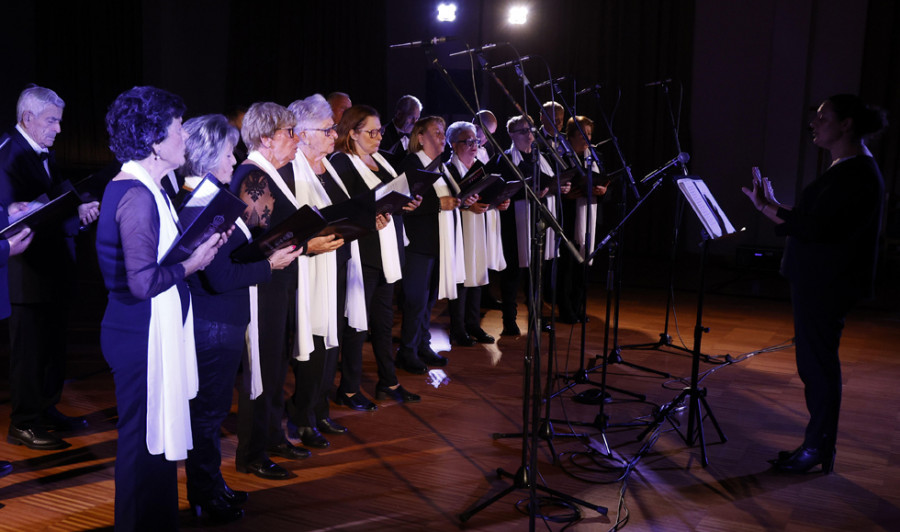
left=17, top=85, right=65, bottom=122
left=447, top=121, right=476, bottom=144
left=395, top=94, right=423, bottom=119
left=288, top=94, right=333, bottom=132
left=241, top=102, right=296, bottom=151
left=181, top=114, right=239, bottom=177
left=506, top=114, right=530, bottom=131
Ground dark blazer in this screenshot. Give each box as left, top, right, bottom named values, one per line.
left=399, top=153, right=460, bottom=257
left=0, top=206, right=11, bottom=319
left=0, top=127, right=76, bottom=303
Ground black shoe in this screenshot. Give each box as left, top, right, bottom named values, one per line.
left=0, top=461, right=11, bottom=478
left=296, top=426, right=329, bottom=449
left=335, top=392, right=378, bottom=411
left=266, top=441, right=311, bottom=460
left=774, top=446, right=835, bottom=474
left=7, top=425, right=70, bottom=450
left=317, top=417, right=348, bottom=434
left=237, top=458, right=290, bottom=480
left=191, top=494, right=243, bottom=523
left=467, top=329, right=495, bottom=344
left=39, top=407, right=88, bottom=432
left=222, top=483, right=248, bottom=506
left=395, top=357, right=428, bottom=375
left=375, top=384, right=421, bottom=403
left=501, top=323, right=521, bottom=336
left=419, top=350, right=448, bottom=367
left=450, top=333, right=476, bottom=347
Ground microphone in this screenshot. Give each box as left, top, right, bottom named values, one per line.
left=640, top=152, right=690, bottom=183
left=644, top=78, right=673, bottom=87
left=534, top=76, right=566, bottom=89
left=576, top=84, right=603, bottom=96
left=448, top=43, right=500, bottom=57
left=489, top=56, right=532, bottom=71
left=389, top=36, right=453, bottom=49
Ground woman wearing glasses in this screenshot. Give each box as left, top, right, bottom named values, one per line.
left=329, top=105, right=422, bottom=408
left=445, top=121, right=509, bottom=346
left=281, top=94, right=367, bottom=449
left=230, top=102, right=343, bottom=481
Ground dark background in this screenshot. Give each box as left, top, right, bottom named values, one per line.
left=2, top=0, right=897, bottom=300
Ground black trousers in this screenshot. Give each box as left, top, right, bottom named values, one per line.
left=185, top=317, right=245, bottom=504
left=8, top=301, right=68, bottom=428
left=449, top=284, right=482, bottom=336
left=236, top=281, right=295, bottom=467
left=338, top=264, right=398, bottom=394
left=399, top=251, right=439, bottom=359
left=791, top=282, right=854, bottom=450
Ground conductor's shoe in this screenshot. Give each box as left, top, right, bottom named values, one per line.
left=266, top=441, right=311, bottom=460
left=39, top=407, right=88, bottom=431
left=7, top=425, right=70, bottom=450
left=236, top=458, right=290, bottom=480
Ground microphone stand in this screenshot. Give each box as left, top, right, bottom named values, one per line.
left=425, top=45, right=605, bottom=528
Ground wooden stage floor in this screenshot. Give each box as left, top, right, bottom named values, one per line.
left=1, top=284, right=899, bottom=531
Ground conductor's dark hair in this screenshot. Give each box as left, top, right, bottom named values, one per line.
left=827, top=94, right=888, bottom=141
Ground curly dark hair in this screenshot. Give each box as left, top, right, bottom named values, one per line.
left=106, top=86, right=187, bottom=162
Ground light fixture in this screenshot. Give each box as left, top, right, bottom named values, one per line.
left=437, top=3, right=457, bottom=22
left=508, top=5, right=528, bottom=25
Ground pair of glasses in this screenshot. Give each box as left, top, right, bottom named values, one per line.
left=357, top=126, right=385, bottom=139
left=509, top=127, right=531, bottom=135
left=276, top=127, right=295, bottom=138
left=455, top=138, right=478, bottom=147
left=306, top=124, right=339, bottom=136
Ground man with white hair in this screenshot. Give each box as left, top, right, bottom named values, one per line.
left=0, top=85, right=99, bottom=451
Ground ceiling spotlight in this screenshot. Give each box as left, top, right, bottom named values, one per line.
left=508, top=5, right=528, bottom=25
left=437, top=3, right=457, bottom=22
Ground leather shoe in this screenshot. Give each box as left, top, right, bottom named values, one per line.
left=7, top=425, right=70, bottom=450
left=222, top=483, right=248, bottom=506
left=774, top=446, right=834, bottom=474
left=237, top=458, right=290, bottom=480
left=266, top=441, right=311, bottom=460
left=376, top=384, right=421, bottom=403
left=297, top=426, right=329, bottom=448
left=419, top=350, right=448, bottom=367
left=317, top=417, right=348, bottom=434
left=191, top=494, right=243, bottom=523
left=501, top=323, right=521, bottom=336
left=467, top=329, right=495, bottom=344
left=0, top=461, right=11, bottom=478
left=395, top=357, right=428, bottom=375
left=39, top=407, right=88, bottom=431
left=451, top=333, right=476, bottom=347
left=335, top=392, right=378, bottom=411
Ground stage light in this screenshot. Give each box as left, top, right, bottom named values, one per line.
left=437, top=3, right=457, bottom=22
left=508, top=5, right=528, bottom=25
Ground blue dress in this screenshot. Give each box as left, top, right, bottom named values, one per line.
left=96, top=180, right=190, bottom=531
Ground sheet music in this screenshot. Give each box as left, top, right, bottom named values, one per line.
left=677, top=177, right=736, bottom=239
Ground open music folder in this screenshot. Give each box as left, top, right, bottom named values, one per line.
left=676, top=177, right=736, bottom=239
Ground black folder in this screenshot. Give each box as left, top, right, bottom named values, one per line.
left=0, top=191, right=80, bottom=239
left=479, top=178, right=524, bottom=209
left=455, top=166, right=501, bottom=205
left=232, top=204, right=328, bottom=263
left=317, top=189, right=378, bottom=243
left=161, top=174, right=247, bottom=266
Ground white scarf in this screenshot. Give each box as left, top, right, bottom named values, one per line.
left=450, top=154, right=489, bottom=287
left=509, top=147, right=558, bottom=266
left=246, top=151, right=313, bottom=362
left=476, top=146, right=490, bottom=165
left=416, top=151, right=465, bottom=298
left=291, top=152, right=368, bottom=346
left=345, top=152, right=404, bottom=283
left=120, top=160, right=197, bottom=461
left=575, top=151, right=602, bottom=264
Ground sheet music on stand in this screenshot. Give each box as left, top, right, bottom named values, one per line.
left=676, top=177, right=736, bottom=239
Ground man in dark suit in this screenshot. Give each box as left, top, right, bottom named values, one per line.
left=0, top=85, right=99, bottom=450
left=379, top=94, right=422, bottom=168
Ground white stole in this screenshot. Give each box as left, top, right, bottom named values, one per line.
left=450, top=154, right=489, bottom=287
left=574, top=151, right=602, bottom=264
left=246, top=151, right=313, bottom=361
left=291, top=152, right=368, bottom=347
left=509, top=147, right=558, bottom=267
left=416, top=151, right=465, bottom=298
left=345, top=152, right=404, bottom=283
left=120, top=160, right=198, bottom=461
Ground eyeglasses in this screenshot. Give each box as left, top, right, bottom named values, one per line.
left=306, top=124, right=339, bottom=136
left=357, top=126, right=385, bottom=139
left=509, top=127, right=532, bottom=135
left=455, top=138, right=478, bottom=147
left=276, top=128, right=295, bottom=138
